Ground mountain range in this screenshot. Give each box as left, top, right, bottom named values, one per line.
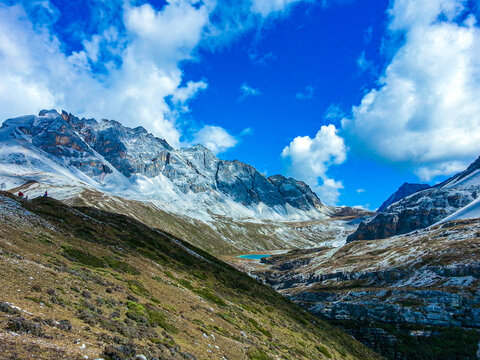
left=2, top=110, right=480, bottom=360
left=0, top=110, right=372, bottom=256
left=250, top=156, right=480, bottom=359
left=348, top=155, right=480, bottom=242
left=0, top=109, right=327, bottom=221
left=0, top=191, right=379, bottom=360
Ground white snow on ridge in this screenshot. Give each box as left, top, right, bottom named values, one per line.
left=0, top=140, right=327, bottom=223
left=436, top=197, right=480, bottom=224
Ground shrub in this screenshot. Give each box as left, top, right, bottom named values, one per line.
left=0, top=301, right=20, bottom=315
left=7, top=317, right=44, bottom=336
left=193, top=288, right=226, bottom=307
left=126, top=280, right=150, bottom=297
left=57, top=319, right=73, bottom=331
left=246, top=317, right=272, bottom=338
left=125, top=301, right=177, bottom=333
left=247, top=348, right=271, bottom=360
left=104, top=256, right=140, bottom=275
left=62, top=246, right=106, bottom=268
left=316, top=345, right=332, bottom=359
left=177, top=278, right=193, bottom=290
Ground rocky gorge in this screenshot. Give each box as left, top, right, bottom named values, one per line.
left=253, top=218, right=480, bottom=359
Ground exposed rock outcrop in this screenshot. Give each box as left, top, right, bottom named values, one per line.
left=348, top=157, right=480, bottom=242
left=254, top=219, right=480, bottom=359
left=0, top=110, right=328, bottom=218
left=377, top=182, right=431, bottom=212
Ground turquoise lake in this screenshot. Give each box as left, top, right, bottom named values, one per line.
left=237, top=254, right=272, bottom=260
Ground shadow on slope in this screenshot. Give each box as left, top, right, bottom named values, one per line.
left=0, top=191, right=380, bottom=360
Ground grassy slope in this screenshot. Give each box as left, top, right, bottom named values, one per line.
left=0, top=192, right=381, bottom=360
left=63, top=189, right=355, bottom=256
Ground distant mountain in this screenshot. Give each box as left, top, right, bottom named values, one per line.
left=347, top=156, right=480, bottom=242
left=0, top=110, right=366, bottom=255
left=0, top=110, right=328, bottom=221
left=377, top=182, right=431, bottom=212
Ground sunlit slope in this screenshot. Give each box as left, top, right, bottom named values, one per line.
left=0, top=192, right=379, bottom=360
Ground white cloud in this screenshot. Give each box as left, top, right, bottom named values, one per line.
left=250, top=0, right=303, bottom=16
left=192, top=125, right=238, bottom=154
left=0, top=0, right=313, bottom=150
left=356, top=51, right=373, bottom=73
left=240, top=127, right=254, bottom=136
left=248, top=51, right=275, bottom=66
left=239, top=83, right=261, bottom=99
left=172, top=81, right=209, bottom=105
left=324, top=103, right=346, bottom=121
left=0, top=2, right=212, bottom=148
left=281, top=124, right=347, bottom=205
left=342, top=0, right=480, bottom=180
left=356, top=188, right=365, bottom=193
left=295, top=85, right=314, bottom=100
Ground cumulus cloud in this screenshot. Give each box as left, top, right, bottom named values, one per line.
left=342, top=0, right=480, bottom=180
left=0, top=0, right=312, bottom=151
left=192, top=125, right=238, bottom=154
left=0, top=2, right=210, bottom=147
left=281, top=124, right=347, bottom=204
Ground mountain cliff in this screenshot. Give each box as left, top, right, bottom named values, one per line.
left=253, top=218, right=480, bottom=359
left=0, top=110, right=328, bottom=222
left=377, top=182, right=431, bottom=212
left=347, top=156, right=480, bottom=242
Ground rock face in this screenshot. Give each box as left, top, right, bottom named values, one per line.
left=348, top=158, right=480, bottom=242
left=377, top=182, right=431, bottom=212
left=268, top=175, right=323, bottom=211
left=0, top=110, right=327, bottom=219
left=254, top=219, right=480, bottom=359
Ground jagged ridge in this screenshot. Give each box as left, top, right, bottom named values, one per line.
left=377, top=182, right=431, bottom=212
left=348, top=156, right=480, bottom=242
left=0, top=110, right=327, bottom=220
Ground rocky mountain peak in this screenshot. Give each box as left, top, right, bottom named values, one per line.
left=348, top=157, right=480, bottom=242
left=0, top=110, right=329, bottom=219
left=38, top=109, right=61, bottom=118
left=377, top=182, right=431, bottom=212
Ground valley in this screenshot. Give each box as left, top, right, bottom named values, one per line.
left=251, top=219, right=480, bottom=359
left=1, top=110, right=480, bottom=360
left=0, top=192, right=379, bottom=360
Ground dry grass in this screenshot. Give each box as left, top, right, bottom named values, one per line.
left=0, top=192, right=380, bottom=360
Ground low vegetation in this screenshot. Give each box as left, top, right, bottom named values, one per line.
left=0, top=192, right=380, bottom=359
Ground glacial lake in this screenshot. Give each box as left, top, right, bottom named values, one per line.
left=237, top=254, right=272, bottom=260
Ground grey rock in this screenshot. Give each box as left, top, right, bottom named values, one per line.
left=348, top=157, right=480, bottom=242
left=377, top=182, right=431, bottom=212
left=0, top=110, right=327, bottom=216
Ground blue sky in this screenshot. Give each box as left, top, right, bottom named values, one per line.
left=1, top=0, right=480, bottom=208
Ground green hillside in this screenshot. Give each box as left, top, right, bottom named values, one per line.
left=0, top=192, right=380, bottom=360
